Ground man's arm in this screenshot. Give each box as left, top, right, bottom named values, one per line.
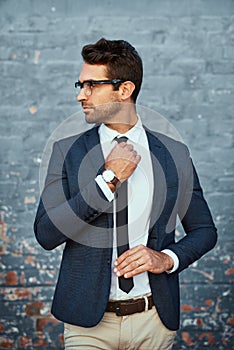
left=114, top=146, right=217, bottom=278
left=34, top=141, right=113, bottom=250
left=166, top=157, right=217, bottom=273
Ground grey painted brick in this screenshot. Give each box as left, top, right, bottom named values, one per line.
left=206, top=60, right=234, bottom=74
left=0, top=0, right=233, bottom=17
left=0, top=136, right=24, bottom=164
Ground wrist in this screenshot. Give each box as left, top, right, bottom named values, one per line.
left=161, top=249, right=179, bottom=274
left=164, top=253, right=174, bottom=271
left=95, top=175, right=115, bottom=202
left=102, top=169, right=120, bottom=191
left=106, top=182, right=116, bottom=192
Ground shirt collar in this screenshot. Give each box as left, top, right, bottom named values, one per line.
left=99, top=116, right=143, bottom=144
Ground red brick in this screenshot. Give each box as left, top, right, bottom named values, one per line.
left=18, top=336, right=32, bottom=348
left=5, top=272, right=18, bottom=286
left=199, top=333, right=215, bottom=345
left=181, top=304, right=193, bottom=311
left=59, top=334, right=65, bottom=347
left=15, top=288, right=31, bottom=299
left=181, top=332, right=196, bottom=346
left=20, top=272, right=25, bottom=285
left=36, top=318, right=59, bottom=332
left=0, top=337, right=14, bottom=348
left=33, top=334, right=48, bottom=348
left=196, top=318, right=203, bottom=326
left=227, top=317, right=234, bottom=325
left=25, top=301, right=44, bottom=316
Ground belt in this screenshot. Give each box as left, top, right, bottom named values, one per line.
left=106, top=295, right=154, bottom=316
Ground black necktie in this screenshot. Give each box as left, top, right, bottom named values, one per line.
left=115, top=136, right=134, bottom=293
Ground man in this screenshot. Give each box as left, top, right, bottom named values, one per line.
left=34, top=38, right=217, bottom=349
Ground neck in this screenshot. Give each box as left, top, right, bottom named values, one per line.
left=105, top=103, right=138, bottom=133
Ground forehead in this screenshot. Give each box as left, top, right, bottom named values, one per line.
left=79, top=63, right=108, bottom=81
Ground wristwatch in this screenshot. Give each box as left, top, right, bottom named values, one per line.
left=102, top=169, right=120, bottom=188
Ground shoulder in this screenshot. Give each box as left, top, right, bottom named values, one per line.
left=56, top=125, right=99, bottom=146
left=145, top=127, right=190, bottom=159
left=54, top=125, right=100, bottom=155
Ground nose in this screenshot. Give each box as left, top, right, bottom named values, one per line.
left=76, top=88, right=87, bottom=102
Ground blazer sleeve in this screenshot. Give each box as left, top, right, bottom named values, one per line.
left=166, top=146, right=217, bottom=273
left=34, top=141, right=113, bottom=250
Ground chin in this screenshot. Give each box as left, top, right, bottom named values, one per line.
left=85, top=113, right=97, bottom=124
left=85, top=116, right=94, bottom=124
left=85, top=112, right=104, bottom=125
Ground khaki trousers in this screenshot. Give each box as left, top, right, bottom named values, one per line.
left=64, top=306, right=176, bottom=350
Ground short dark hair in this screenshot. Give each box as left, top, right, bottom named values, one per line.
left=81, top=38, right=143, bottom=103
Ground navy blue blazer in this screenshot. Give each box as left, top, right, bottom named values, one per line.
left=34, top=125, right=217, bottom=330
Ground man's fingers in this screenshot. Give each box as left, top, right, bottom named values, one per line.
left=114, top=245, right=173, bottom=277
left=114, top=245, right=144, bottom=266
left=114, top=245, right=148, bottom=277
left=115, top=252, right=142, bottom=271
left=115, top=259, right=145, bottom=278
left=135, top=155, right=141, bottom=164
left=105, top=141, right=141, bottom=182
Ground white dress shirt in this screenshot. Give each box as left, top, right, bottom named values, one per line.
left=95, top=118, right=179, bottom=300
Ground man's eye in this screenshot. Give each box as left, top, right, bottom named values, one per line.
left=85, top=82, right=93, bottom=88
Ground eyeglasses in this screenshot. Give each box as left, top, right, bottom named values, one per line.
left=74, top=79, right=124, bottom=96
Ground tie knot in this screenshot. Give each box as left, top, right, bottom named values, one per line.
left=115, top=136, right=128, bottom=143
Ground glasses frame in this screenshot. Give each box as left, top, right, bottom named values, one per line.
left=74, top=79, right=124, bottom=96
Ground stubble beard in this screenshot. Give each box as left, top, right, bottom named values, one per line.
left=85, top=101, right=122, bottom=125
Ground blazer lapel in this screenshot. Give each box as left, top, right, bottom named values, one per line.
left=83, top=125, right=105, bottom=174
left=83, top=125, right=114, bottom=231
left=145, top=129, right=167, bottom=233
left=145, top=128, right=180, bottom=249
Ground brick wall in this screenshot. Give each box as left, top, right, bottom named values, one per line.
left=0, top=0, right=233, bottom=349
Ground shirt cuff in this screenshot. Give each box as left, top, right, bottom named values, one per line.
left=161, top=249, right=179, bottom=274
left=95, top=175, right=115, bottom=202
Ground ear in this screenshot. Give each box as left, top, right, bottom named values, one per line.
left=118, top=81, right=135, bottom=101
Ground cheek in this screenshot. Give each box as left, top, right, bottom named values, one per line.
left=91, top=90, right=120, bottom=109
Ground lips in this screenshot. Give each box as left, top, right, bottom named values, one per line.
left=82, top=105, right=93, bottom=112
left=82, top=104, right=93, bottom=109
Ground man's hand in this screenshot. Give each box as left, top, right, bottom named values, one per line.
left=114, top=245, right=174, bottom=278
left=105, top=142, right=141, bottom=182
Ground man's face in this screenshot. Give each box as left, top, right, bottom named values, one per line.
left=77, top=63, right=122, bottom=124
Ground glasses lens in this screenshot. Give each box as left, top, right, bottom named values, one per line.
left=75, top=81, right=92, bottom=96
left=83, top=81, right=92, bottom=96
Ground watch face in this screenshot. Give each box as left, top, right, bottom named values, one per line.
left=102, top=169, right=115, bottom=182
